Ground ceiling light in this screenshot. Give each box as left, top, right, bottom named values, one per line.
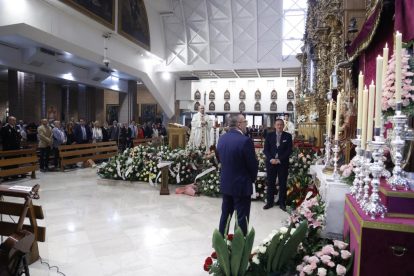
left=162, top=72, right=171, bottom=80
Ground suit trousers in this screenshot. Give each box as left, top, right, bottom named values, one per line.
left=53, top=147, right=60, bottom=168
left=266, top=165, right=289, bottom=206
left=219, top=194, right=251, bottom=236
left=39, top=147, right=51, bottom=170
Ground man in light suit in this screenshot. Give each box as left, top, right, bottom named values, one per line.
left=109, top=120, right=120, bottom=143
left=263, top=119, right=293, bottom=211
left=216, top=114, right=258, bottom=236
left=129, top=120, right=138, bottom=140
left=52, top=121, right=67, bottom=170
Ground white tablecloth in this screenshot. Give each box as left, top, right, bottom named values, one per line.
left=310, top=165, right=350, bottom=234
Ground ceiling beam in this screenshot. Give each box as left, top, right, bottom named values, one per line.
left=179, top=0, right=188, bottom=65
left=210, top=71, right=220, bottom=78
left=233, top=70, right=240, bottom=78
left=256, top=69, right=261, bottom=78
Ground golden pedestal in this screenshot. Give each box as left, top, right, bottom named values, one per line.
left=168, top=123, right=189, bottom=149
left=297, top=122, right=326, bottom=147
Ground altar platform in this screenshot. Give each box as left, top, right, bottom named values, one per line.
left=309, top=165, right=350, bottom=235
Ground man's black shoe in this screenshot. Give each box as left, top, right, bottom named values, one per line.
left=280, top=205, right=287, bottom=212
left=40, top=169, right=46, bottom=173
left=263, top=204, right=273, bottom=210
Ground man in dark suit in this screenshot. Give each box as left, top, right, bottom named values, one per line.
left=263, top=119, right=293, bottom=211
left=145, top=121, right=153, bottom=138
left=109, top=120, right=119, bottom=143
left=74, top=118, right=91, bottom=144
left=121, top=122, right=132, bottom=151
left=0, top=116, right=20, bottom=151
left=217, top=114, right=258, bottom=236
left=102, top=122, right=110, bottom=142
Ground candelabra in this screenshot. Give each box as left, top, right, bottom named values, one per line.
left=388, top=104, right=410, bottom=190
left=355, top=149, right=365, bottom=203
left=323, top=133, right=331, bottom=168
left=360, top=150, right=372, bottom=209
left=331, top=140, right=341, bottom=180
left=364, top=128, right=388, bottom=219
left=350, top=129, right=362, bottom=197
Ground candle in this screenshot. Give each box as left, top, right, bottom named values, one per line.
left=367, top=80, right=375, bottom=145
left=326, top=103, right=330, bottom=134
left=357, top=72, right=364, bottom=129
left=375, top=56, right=383, bottom=128
left=382, top=43, right=389, bottom=83
left=335, top=92, right=342, bottom=141
left=361, top=89, right=369, bottom=150
left=329, top=100, right=333, bottom=136
left=395, top=31, right=402, bottom=103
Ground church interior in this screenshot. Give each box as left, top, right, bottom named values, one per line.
left=1, top=0, right=414, bottom=275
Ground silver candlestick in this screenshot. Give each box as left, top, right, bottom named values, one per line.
left=350, top=129, right=362, bottom=197
left=323, top=133, right=331, bottom=168
left=356, top=149, right=366, bottom=203
left=360, top=150, right=372, bottom=209
left=364, top=128, right=388, bottom=219
left=387, top=103, right=410, bottom=190
left=332, top=140, right=341, bottom=180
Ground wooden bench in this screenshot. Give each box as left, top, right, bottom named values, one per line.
left=58, top=141, right=118, bottom=171
left=0, top=148, right=39, bottom=179
left=0, top=185, right=45, bottom=264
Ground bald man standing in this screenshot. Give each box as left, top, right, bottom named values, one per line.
left=190, top=105, right=213, bottom=149
left=0, top=116, right=20, bottom=151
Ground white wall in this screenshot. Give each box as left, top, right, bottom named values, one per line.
left=0, top=0, right=176, bottom=117
left=181, top=78, right=295, bottom=114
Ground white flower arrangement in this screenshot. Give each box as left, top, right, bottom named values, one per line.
left=309, top=111, right=319, bottom=123
left=297, top=114, right=307, bottom=124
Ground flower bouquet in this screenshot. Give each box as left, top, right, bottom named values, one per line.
left=289, top=147, right=319, bottom=177
left=286, top=175, right=318, bottom=209
left=297, top=115, right=307, bottom=124
left=309, top=111, right=319, bottom=123
left=340, top=162, right=355, bottom=186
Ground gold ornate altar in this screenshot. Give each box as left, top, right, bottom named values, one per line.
left=297, top=122, right=326, bottom=147
left=168, top=123, right=189, bottom=149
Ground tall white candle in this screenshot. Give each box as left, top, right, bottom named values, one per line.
left=361, top=89, right=369, bottom=150
left=328, top=100, right=333, bottom=136
left=367, top=81, right=375, bottom=145
left=326, top=103, right=330, bottom=135
left=382, top=43, right=389, bottom=83
left=357, top=72, right=364, bottom=129
left=375, top=56, right=383, bottom=127
left=335, top=92, right=342, bottom=141
left=395, top=32, right=402, bottom=103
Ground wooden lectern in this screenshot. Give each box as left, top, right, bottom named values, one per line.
left=168, top=123, right=189, bottom=149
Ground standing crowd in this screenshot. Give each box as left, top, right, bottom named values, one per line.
left=0, top=116, right=167, bottom=173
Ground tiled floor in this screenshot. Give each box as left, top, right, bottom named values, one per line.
left=1, top=168, right=288, bottom=276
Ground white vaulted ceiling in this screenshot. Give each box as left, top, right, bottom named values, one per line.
left=159, top=0, right=306, bottom=77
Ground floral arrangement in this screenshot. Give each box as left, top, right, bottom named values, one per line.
left=382, top=48, right=414, bottom=117
left=296, top=238, right=354, bottom=276
left=198, top=168, right=221, bottom=197
left=340, top=162, right=355, bottom=186
left=286, top=175, right=319, bottom=208
left=289, top=147, right=320, bottom=177
left=297, top=114, right=307, bottom=124
left=309, top=111, right=319, bottom=123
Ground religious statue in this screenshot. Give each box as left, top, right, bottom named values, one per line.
left=48, top=107, right=57, bottom=119
left=194, top=101, right=200, bottom=111
left=224, top=101, right=230, bottom=111
left=270, top=101, right=277, bottom=111
left=287, top=89, right=294, bottom=99
left=224, top=90, right=230, bottom=99
left=287, top=102, right=294, bottom=111
left=239, top=102, right=245, bottom=111
left=209, top=102, right=215, bottom=111
left=189, top=105, right=213, bottom=149
left=255, top=89, right=261, bottom=99
left=271, top=89, right=277, bottom=99
left=254, top=102, right=261, bottom=111
left=239, top=89, right=246, bottom=99
left=209, top=90, right=215, bottom=99
left=194, top=90, right=201, bottom=100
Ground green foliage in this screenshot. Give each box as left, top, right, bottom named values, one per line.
left=231, top=228, right=245, bottom=276
left=213, top=229, right=231, bottom=276
left=239, top=228, right=255, bottom=276
left=277, top=221, right=308, bottom=270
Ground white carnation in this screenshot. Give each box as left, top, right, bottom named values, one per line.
left=280, top=227, right=288, bottom=234
left=252, top=255, right=260, bottom=264
left=258, top=246, right=267, bottom=254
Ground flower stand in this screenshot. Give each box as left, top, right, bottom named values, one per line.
left=344, top=194, right=414, bottom=276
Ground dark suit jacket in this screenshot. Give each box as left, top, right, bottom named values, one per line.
left=74, top=124, right=91, bottom=144
left=216, top=129, right=258, bottom=196
left=109, top=125, right=119, bottom=141
left=121, top=127, right=132, bottom=143
left=0, top=124, right=20, bottom=151
left=263, top=131, right=292, bottom=170
left=145, top=126, right=153, bottom=138
left=102, top=127, right=109, bottom=142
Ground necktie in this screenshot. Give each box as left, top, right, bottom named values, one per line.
left=60, top=130, right=64, bottom=141
left=82, top=126, right=86, bottom=140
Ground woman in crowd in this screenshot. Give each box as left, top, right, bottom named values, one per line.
left=88, top=122, right=94, bottom=134
left=65, top=122, right=76, bottom=145
left=137, top=124, right=144, bottom=139
left=92, top=121, right=103, bottom=143
left=152, top=124, right=159, bottom=138
left=121, top=122, right=132, bottom=151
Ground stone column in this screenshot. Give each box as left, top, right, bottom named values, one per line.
left=118, top=80, right=137, bottom=124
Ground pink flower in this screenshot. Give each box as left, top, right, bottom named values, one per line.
left=342, top=168, right=352, bottom=177
left=332, top=251, right=339, bottom=256
left=310, top=263, right=317, bottom=269
left=315, top=251, right=324, bottom=258
left=308, top=256, right=320, bottom=264
left=341, top=250, right=352, bottom=259
left=322, top=244, right=335, bottom=255
left=303, top=255, right=310, bottom=262
left=317, top=267, right=327, bottom=276
left=297, top=264, right=304, bottom=272
left=303, top=265, right=314, bottom=275
left=320, top=255, right=331, bottom=264
left=300, top=272, right=305, bottom=276
left=333, top=240, right=349, bottom=250
left=327, top=261, right=335, bottom=267
left=312, top=221, right=323, bottom=228
left=336, top=264, right=347, bottom=276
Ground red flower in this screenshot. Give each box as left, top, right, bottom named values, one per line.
left=188, top=166, right=191, bottom=170
left=195, top=152, right=198, bottom=156
left=203, top=263, right=209, bottom=271
left=205, top=257, right=213, bottom=266
left=211, top=252, right=217, bottom=259
left=227, top=234, right=234, bottom=241
left=250, top=253, right=256, bottom=260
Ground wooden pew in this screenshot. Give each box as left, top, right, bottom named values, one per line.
left=0, top=185, right=44, bottom=264
left=58, top=141, right=118, bottom=171
left=0, top=148, right=39, bottom=179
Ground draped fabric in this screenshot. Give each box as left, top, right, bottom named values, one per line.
left=395, top=0, right=414, bottom=43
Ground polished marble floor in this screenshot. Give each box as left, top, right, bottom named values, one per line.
left=1, top=168, right=288, bottom=276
